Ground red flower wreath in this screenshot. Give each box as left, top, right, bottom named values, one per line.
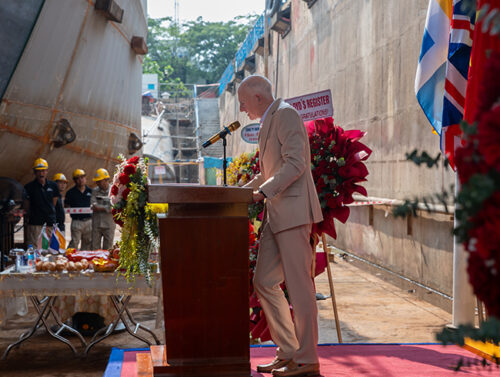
left=305, top=117, right=372, bottom=239
left=119, top=173, right=131, bottom=185
left=454, top=51, right=500, bottom=317
left=127, top=156, right=140, bottom=165
left=122, top=187, right=131, bottom=200
left=124, top=164, right=137, bottom=176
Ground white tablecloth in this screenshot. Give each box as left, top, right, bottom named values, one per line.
left=0, top=269, right=161, bottom=326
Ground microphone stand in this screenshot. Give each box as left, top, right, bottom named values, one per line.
left=202, top=123, right=240, bottom=186
left=222, top=135, right=228, bottom=186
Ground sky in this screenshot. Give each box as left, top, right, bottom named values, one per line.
left=147, top=0, right=265, bottom=22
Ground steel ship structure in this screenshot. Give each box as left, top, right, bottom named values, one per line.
left=0, top=0, right=147, bottom=184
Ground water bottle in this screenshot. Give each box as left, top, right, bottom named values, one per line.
left=14, top=249, right=25, bottom=272
left=34, top=247, right=42, bottom=261
left=26, top=244, right=35, bottom=272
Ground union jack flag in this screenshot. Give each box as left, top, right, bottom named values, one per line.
left=441, top=0, right=475, bottom=168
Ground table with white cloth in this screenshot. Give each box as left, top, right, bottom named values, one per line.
left=0, top=269, right=162, bottom=358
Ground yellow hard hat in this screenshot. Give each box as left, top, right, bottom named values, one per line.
left=33, top=158, right=48, bottom=170
left=53, top=173, right=68, bottom=182
left=73, top=169, right=86, bottom=178
left=93, top=168, right=110, bottom=181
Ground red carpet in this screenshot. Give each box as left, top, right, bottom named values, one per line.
left=119, top=350, right=149, bottom=377
left=104, top=344, right=500, bottom=377
left=252, top=344, right=500, bottom=376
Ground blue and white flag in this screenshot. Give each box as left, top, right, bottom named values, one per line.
left=415, top=0, right=453, bottom=136
left=48, top=225, right=66, bottom=254
left=415, top=0, right=475, bottom=168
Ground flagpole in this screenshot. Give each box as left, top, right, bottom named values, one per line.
left=451, top=172, right=475, bottom=327
left=415, top=0, right=477, bottom=327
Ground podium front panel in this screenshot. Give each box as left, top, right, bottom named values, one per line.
left=157, top=214, right=250, bottom=376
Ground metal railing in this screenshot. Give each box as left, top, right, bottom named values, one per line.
left=218, top=60, right=235, bottom=96
left=235, top=15, right=264, bottom=69
left=218, top=14, right=265, bottom=96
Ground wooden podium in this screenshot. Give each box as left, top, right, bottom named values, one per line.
left=148, top=184, right=253, bottom=377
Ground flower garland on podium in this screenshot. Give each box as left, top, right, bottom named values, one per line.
left=109, top=155, right=159, bottom=284
left=226, top=150, right=264, bottom=220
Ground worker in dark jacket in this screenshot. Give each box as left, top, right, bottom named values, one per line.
left=24, top=158, right=60, bottom=246
left=65, top=169, right=92, bottom=249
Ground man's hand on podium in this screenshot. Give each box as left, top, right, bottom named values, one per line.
left=253, top=190, right=265, bottom=203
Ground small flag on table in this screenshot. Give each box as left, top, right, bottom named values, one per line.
left=49, top=225, right=66, bottom=254
left=55, top=225, right=66, bottom=251
left=37, top=225, right=50, bottom=251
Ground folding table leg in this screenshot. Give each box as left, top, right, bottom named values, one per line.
left=121, top=297, right=161, bottom=344
left=15, top=296, right=51, bottom=339
left=1, top=296, right=52, bottom=360
left=32, top=296, right=81, bottom=356
left=84, top=295, right=154, bottom=355
left=110, top=296, right=154, bottom=345
left=48, top=297, right=87, bottom=347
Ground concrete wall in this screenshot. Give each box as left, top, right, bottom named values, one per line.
left=219, top=0, right=455, bottom=304
left=198, top=98, right=223, bottom=158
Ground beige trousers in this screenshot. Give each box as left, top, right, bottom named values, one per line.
left=92, top=225, right=115, bottom=250
left=254, top=222, right=318, bottom=364
left=69, top=219, right=92, bottom=250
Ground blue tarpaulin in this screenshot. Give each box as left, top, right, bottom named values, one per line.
left=203, top=156, right=233, bottom=169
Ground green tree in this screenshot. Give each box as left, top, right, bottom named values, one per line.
left=144, top=17, right=188, bottom=84
left=142, top=56, right=164, bottom=81
left=143, top=15, right=258, bottom=85
left=179, top=15, right=258, bottom=83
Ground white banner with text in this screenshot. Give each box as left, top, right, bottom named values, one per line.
left=284, top=89, right=334, bottom=122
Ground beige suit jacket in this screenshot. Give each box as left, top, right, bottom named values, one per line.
left=245, top=98, right=323, bottom=233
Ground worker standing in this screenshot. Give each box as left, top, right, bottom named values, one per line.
left=23, top=158, right=61, bottom=246
left=65, top=169, right=92, bottom=250
left=91, top=168, right=116, bottom=250
left=53, top=173, right=68, bottom=234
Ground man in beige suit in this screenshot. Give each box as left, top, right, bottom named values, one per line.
left=239, top=75, right=323, bottom=377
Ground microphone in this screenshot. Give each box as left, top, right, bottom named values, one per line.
left=202, top=121, right=241, bottom=148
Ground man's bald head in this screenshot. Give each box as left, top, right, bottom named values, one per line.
left=238, top=75, right=275, bottom=120
left=239, top=75, right=274, bottom=98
